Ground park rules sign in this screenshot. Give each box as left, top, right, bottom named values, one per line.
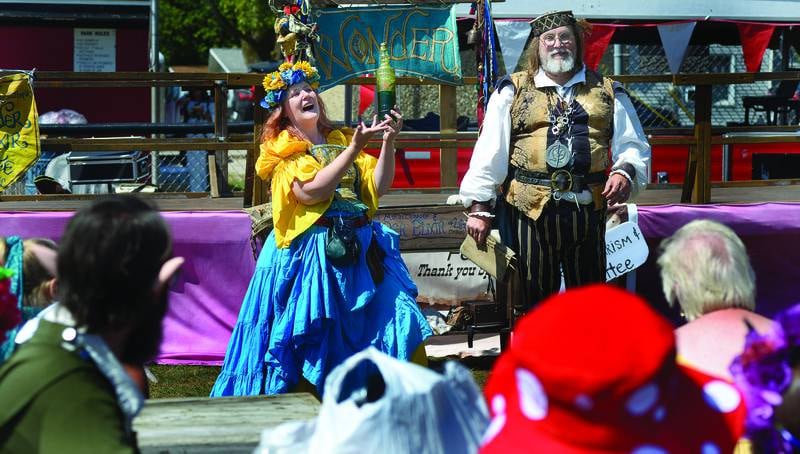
left=605, top=221, right=649, bottom=281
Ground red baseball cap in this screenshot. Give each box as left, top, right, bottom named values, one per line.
left=481, top=284, right=746, bottom=453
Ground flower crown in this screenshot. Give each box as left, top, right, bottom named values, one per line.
left=260, top=61, right=321, bottom=111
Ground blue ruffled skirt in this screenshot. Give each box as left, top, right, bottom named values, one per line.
left=210, top=220, right=432, bottom=396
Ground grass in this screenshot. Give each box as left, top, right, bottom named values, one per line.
left=147, top=356, right=495, bottom=399
left=149, top=365, right=222, bottom=398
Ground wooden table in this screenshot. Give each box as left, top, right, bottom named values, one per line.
left=133, top=393, right=320, bottom=453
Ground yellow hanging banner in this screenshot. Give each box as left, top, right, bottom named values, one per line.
left=0, top=73, right=40, bottom=191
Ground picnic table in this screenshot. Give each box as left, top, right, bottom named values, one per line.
left=133, top=393, right=320, bottom=453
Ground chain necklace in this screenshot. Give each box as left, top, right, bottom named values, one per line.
left=545, top=86, right=576, bottom=169
left=548, top=86, right=576, bottom=137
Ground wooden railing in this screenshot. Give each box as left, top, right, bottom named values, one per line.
left=4, top=70, right=800, bottom=206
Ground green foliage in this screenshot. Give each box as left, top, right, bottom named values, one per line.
left=160, top=0, right=277, bottom=66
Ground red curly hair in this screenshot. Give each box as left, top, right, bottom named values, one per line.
left=261, top=95, right=336, bottom=143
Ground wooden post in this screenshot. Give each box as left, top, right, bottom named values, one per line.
left=692, top=84, right=712, bottom=203
left=245, top=84, right=268, bottom=207
left=210, top=81, right=228, bottom=198
left=680, top=145, right=696, bottom=203
left=439, top=84, right=458, bottom=188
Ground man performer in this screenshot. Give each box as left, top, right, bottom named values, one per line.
left=0, top=196, right=184, bottom=452
left=460, top=10, right=650, bottom=313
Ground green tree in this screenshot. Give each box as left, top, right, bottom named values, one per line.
left=160, top=0, right=278, bottom=66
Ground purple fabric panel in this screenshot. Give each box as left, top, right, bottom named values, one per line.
left=0, top=211, right=73, bottom=240
left=4, top=202, right=799, bottom=364
left=0, top=210, right=254, bottom=366
left=636, top=202, right=800, bottom=320
left=155, top=212, right=254, bottom=365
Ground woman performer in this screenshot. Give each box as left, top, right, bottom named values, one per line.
left=211, top=61, right=432, bottom=396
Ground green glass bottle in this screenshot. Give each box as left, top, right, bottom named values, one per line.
left=375, top=42, right=396, bottom=119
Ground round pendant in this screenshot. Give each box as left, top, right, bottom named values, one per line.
left=546, top=141, right=571, bottom=169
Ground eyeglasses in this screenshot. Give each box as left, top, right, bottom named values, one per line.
left=541, top=33, right=574, bottom=46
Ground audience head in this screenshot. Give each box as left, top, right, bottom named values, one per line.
left=731, top=303, right=800, bottom=453
left=481, top=284, right=745, bottom=453
left=57, top=195, right=182, bottom=364
left=0, top=237, right=57, bottom=309
left=658, top=219, right=755, bottom=321
left=21, top=239, right=57, bottom=309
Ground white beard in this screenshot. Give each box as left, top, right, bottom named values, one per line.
left=541, top=51, right=575, bottom=75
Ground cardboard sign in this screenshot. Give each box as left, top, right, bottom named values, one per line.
left=401, top=250, right=491, bottom=305
left=605, top=221, right=649, bottom=281
left=314, top=6, right=462, bottom=89
left=0, top=73, right=40, bottom=191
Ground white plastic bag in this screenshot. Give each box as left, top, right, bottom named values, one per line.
left=257, top=347, right=489, bottom=454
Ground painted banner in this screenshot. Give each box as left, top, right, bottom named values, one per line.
left=314, top=6, right=462, bottom=89
left=0, top=74, right=39, bottom=191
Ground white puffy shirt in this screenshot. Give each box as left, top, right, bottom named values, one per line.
left=459, top=66, right=651, bottom=208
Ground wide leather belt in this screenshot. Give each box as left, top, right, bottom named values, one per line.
left=514, top=168, right=607, bottom=192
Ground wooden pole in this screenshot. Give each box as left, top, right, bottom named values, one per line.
left=692, top=84, right=712, bottom=203
left=209, top=82, right=227, bottom=198
left=245, top=85, right=267, bottom=207
left=439, top=84, right=458, bottom=187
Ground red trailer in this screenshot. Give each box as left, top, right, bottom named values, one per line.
left=0, top=0, right=152, bottom=123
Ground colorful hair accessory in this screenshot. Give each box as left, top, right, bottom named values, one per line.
left=730, top=304, right=800, bottom=453
left=260, top=60, right=321, bottom=111
left=0, top=266, right=20, bottom=346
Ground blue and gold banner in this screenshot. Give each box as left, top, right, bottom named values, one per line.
left=314, top=6, right=462, bottom=89
left=0, top=73, right=39, bottom=192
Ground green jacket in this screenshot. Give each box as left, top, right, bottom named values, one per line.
left=0, top=320, right=136, bottom=453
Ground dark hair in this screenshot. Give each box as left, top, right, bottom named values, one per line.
left=526, top=20, right=590, bottom=75
left=57, top=195, right=171, bottom=332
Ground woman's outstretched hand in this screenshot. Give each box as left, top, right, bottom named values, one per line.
left=352, top=115, right=389, bottom=151
left=382, top=107, right=403, bottom=142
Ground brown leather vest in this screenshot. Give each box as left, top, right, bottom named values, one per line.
left=504, top=70, right=614, bottom=220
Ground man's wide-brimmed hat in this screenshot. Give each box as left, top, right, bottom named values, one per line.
left=529, top=10, right=576, bottom=37
left=480, top=284, right=746, bottom=453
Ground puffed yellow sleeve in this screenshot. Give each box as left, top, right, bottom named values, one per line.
left=270, top=153, right=331, bottom=248
left=255, top=130, right=310, bottom=181
left=355, top=152, right=379, bottom=218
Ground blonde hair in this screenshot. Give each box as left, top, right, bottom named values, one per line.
left=657, top=219, right=755, bottom=320
left=0, top=237, right=57, bottom=309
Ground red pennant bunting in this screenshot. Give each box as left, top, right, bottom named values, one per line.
left=584, top=25, right=616, bottom=71
left=737, top=23, right=775, bottom=73
left=358, top=74, right=375, bottom=117
left=358, top=85, right=374, bottom=117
